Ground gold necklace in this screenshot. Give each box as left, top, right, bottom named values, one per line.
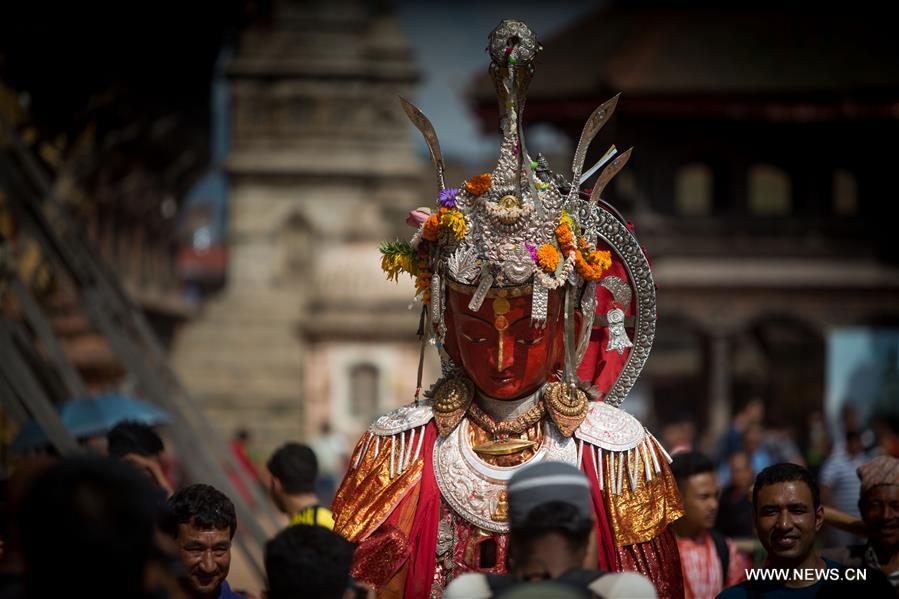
left=467, top=400, right=544, bottom=457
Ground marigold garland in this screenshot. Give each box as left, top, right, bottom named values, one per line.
left=536, top=243, right=560, bottom=272
left=414, top=263, right=432, bottom=303
left=555, top=221, right=576, bottom=254
left=465, top=173, right=492, bottom=196
left=587, top=249, right=612, bottom=272
left=385, top=183, right=612, bottom=297
left=552, top=217, right=613, bottom=281
left=572, top=246, right=612, bottom=281
left=422, top=208, right=446, bottom=242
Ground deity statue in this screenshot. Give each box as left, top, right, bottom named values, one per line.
left=332, top=20, right=684, bottom=598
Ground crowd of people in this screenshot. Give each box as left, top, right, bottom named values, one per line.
left=660, top=397, right=899, bottom=598
left=0, top=422, right=359, bottom=599
left=0, top=410, right=898, bottom=598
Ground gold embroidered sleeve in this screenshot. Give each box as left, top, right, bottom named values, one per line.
left=597, top=433, right=683, bottom=547
left=332, top=432, right=424, bottom=543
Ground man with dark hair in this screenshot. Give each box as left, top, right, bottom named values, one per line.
left=265, top=523, right=357, bottom=599
left=671, top=451, right=745, bottom=598
left=107, top=420, right=165, bottom=458
left=18, top=457, right=157, bottom=599
left=266, top=442, right=333, bottom=529
left=107, top=420, right=173, bottom=497
left=719, top=463, right=827, bottom=597
left=715, top=451, right=755, bottom=540
left=167, top=484, right=241, bottom=599
left=444, top=462, right=656, bottom=598
left=721, top=463, right=829, bottom=597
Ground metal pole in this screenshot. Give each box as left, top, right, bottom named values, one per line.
left=0, top=370, right=32, bottom=426
left=9, top=276, right=88, bottom=397
left=0, top=321, right=81, bottom=454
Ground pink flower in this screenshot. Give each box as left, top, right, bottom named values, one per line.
left=406, top=208, right=431, bottom=228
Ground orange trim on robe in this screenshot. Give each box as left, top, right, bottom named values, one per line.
left=333, top=432, right=423, bottom=543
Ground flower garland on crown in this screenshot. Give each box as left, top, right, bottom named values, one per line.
left=379, top=181, right=474, bottom=304
left=380, top=173, right=612, bottom=302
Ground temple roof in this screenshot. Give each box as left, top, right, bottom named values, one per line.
left=472, top=5, right=899, bottom=102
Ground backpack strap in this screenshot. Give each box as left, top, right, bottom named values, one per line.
left=709, top=529, right=730, bottom=585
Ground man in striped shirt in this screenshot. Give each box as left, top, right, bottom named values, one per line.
left=267, top=443, right=335, bottom=530
left=819, top=430, right=868, bottom=547
left=671, top=452, right=747, bottom=599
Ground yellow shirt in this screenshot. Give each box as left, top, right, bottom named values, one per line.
left=289, top=505, right=334, bottom=530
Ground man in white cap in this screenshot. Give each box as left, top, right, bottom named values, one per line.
left=444, top=461, right=656, bottom=598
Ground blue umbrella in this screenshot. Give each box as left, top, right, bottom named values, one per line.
left=12, top=393, right=170, bottom=450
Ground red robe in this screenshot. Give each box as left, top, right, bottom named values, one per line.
left=333, top=415, right=684, bottom=598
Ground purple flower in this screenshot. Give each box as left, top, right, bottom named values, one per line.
left=525, top=243, right=538, bottom=263
left=438, top=188, right=459, bottom=208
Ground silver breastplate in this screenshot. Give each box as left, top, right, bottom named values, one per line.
left=433, top=418, right=576, bottom=533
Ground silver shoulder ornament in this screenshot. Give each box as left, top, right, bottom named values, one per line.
left=348, top=402, right=434, bottom=481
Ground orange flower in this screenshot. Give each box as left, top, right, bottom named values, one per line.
left=587, top=249, right=612, bottom=272
left=573, top=250, right=599, bottom=280
left=555, top=223, right=576, bottom=253
left=536, top=244, right=560, bottom=272
left=415, top=270, right=432, bottom=303
left=422, top=208, right=446, bottom=242
left=571, top=248, right=611, bottom=281
left=465, top=173, right=492, bottom=196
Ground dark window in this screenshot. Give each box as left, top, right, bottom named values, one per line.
left=832, top=169, right=859, bottom=216
left=748, top=164, right=791, bottom=215
left=675, top=163, right=713, bottom=215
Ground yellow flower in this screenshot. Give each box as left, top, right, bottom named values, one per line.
left=588, top=249, right=612, bottom=272
left=440, top=209, right=467, bottom=240
left=380, top=254, right=404, bottom=282
left=379, top=244, right=416, bottom=282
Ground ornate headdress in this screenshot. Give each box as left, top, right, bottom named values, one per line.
left=381, top=20, right=655, bottom=406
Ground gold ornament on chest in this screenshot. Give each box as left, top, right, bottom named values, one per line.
left=466, top=400, right=544, bottom=457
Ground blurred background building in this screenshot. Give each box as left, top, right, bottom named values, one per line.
left=170, top=0, right=440, bottom=455
left=2, top=0, right=899, bottom=491
left=467, top=4, right=899, bottom=452
left=3, top=0, right=899, bottom=591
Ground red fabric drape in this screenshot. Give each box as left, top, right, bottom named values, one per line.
left=575, top=249, right=634, bottom=395
left=403, top=422, right=441, bottom=599
left=580, top=440, right=618, bottom=571
left=617, top=527, right=685, bottom=599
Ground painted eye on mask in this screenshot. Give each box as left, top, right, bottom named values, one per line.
left=461, top=333, right=488, bottom=344
left=515, top=336, right=544, bottom=346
